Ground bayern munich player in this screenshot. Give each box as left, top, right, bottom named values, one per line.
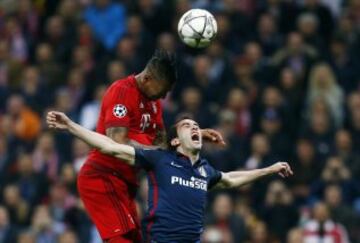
left=72, top=49, right=224, bottom=242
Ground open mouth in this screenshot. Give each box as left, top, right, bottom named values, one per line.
left=191, top=133, right=200, bottom=142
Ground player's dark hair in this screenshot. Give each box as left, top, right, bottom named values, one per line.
left=146, top=49, right=178, bottom=86
left=167, top=114, right=194, bottom=150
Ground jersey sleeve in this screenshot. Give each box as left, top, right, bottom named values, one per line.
left=103, top=85, right=135, bottom=129
left=207, top=164, right=222, bottom=190
left=134, top=148, right=163, bottom=170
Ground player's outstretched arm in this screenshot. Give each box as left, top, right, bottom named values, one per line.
left=215, top=162, right=293, bottom=189
left=46, top=111, right=136, bottom=165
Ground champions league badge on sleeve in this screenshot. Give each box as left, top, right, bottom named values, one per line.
left=113, top=104, right=127, bottom=118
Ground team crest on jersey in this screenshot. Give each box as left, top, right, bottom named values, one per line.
left=198, top=166, right=207, bottom=177
left=113, top=104, right=127, bottom=118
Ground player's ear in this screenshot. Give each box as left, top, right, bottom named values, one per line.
left=170, top=138, right=180, bottom=147
left=143, top=73, right=152, bottom=84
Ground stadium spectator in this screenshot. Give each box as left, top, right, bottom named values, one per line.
left=83, top=0, right=126, bottom=50
left=79, top=85, right=106, bottom=131
left=246, top=221, right=272, bottom=243
left=333, top=129, right=360, bottom=177
left=302, top=98, right=334, bottom=160
left=17, top=230, right=36, bottom=243
left=44, top=15, right=73, bottom=63
left=205, top=193, right=246, bottom=243
left=272, top=32, right=318, bottom=81
left=201, top=225, right=232, bottom=243
left=20, top=66, right=49, bottom=113
left=6, top=94, right=41, bottom=142
left=296, top=13, right=324, bottom=52
left=306, top=63, right=344, bottom=127
left=0, top=205, right=17, bottom=243
left=312, top=157, right=359, bottom=203
left=225, top=87, right=251, bottom=137
left=35, top=43, right=65, bottom=89
left=9, top=153, right=48, bottom=205
left=323, top=184, right=359, bottom=241
left=177, top=86, right=215, bottom=128
left=106, top=60, right=127, bottom=83
left=32, top=132, right=60, bottom=182
left=59, top=164, right=77, bottom=195
left=302, top=202, right=349, bottom=243
left=71, top=138, right=90, bottom=172
left=328, top=36, right=358, bottom=93
left=300, top=0, right=334, bottom=39
left=290, top=139, right=319, bottom=202
left=255, top=13, right=282, bottom=57
left=259, top=109, right=291, bottom=159
left=58, top=229, right=79, bottom=243
left=286, top=227, right=303, bottom=243
left=262, top=180, right=298, bottom=241
left=30, top=205, right=64, bottom=243
left=2, top=184, right=30, bottom=227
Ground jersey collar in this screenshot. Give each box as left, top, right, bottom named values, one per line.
left=174, top=151, right=206, bottom=168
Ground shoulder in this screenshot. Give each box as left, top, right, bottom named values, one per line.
left=136, top=148, right=170, bottom=157
left=111, top=76, right=136, bottom=90
left=149, top=148, right=171, bottom=157
left=200, top=158, right=212, bottom=168
left=107, top=76, right=139, bottom=99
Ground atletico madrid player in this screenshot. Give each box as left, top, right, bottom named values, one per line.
left=47, top=112, right=293, bottom=243
left=74, top=49, right=225, bottom=243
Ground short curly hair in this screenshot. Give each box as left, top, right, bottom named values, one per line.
left=146, top=49, right=178, bottom=86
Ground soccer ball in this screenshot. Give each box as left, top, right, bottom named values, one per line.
left=178, top=9, right=218, bottom=48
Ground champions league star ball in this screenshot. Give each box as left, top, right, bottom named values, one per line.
left=178, top=9, right=218, bottom=48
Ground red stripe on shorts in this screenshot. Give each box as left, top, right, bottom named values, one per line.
left=102, top=175, right=129, bottom=230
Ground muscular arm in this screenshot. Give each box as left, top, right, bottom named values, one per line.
left=70, top=123, right=136, bottom=164
left=214, top=162, right=293, bottom=189
left=106, top=126, right=161, bottom=150
left=47, top=111, right=136, bottom=164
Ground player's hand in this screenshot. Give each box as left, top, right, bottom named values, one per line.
left=269, top=162, right=293, bottom=178
left=46, top=111, right=72, bottom=130
left=201, top=129, right=226, bottom=147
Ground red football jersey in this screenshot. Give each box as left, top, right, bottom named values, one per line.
left=87, top=75, right=164, bottom=184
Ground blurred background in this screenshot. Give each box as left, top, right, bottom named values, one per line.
left=0, top=0, right=359, bottom=242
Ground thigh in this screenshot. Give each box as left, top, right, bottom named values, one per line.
left=77, top=167, right=138, bottom=240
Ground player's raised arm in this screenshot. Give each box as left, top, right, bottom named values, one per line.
left=215, top=162, right=293, bottom=189
left=47, top=111, right=136, bottom=165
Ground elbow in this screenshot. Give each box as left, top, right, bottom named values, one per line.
left=100, top=145, right=116, bottom=156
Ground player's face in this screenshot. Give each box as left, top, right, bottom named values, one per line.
left=143, top=75, right=171, bottom=100
left=176, top=119, right=202, bottom=151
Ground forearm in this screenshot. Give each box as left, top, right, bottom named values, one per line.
left=68, top=121, right=135, bottom=163
left=220, top=167, right=274, bottom=188
left=129, top=139, right=160, bottom=150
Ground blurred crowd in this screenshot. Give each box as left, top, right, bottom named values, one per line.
left=0, top=0, right=359, bottom=242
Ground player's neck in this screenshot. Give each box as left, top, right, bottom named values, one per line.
left=176, top=146, right=200, bottom=164
left=134, top=72, right=143, bottom=87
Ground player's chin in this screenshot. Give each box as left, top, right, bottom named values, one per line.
left=147, top=93, right=162, bottom=100
left=191, top=141, right=202, bottom=150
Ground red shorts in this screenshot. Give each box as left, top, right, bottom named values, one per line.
left=77, top=162, right=141, bottom=242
